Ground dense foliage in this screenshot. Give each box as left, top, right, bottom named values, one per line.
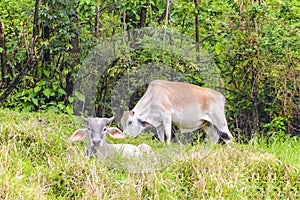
left=0, top=0, right=299, bottom=138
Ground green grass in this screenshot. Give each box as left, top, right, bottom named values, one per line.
left=0, top=109, right=299, bottom=199
left=254, top=133, right=300, bottom=168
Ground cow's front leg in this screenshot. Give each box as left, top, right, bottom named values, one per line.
left=156, top=125, right=165, bottom=142
left=203, top=123, right=220, bottom=145
left=162, top=116, right=172, bottom=145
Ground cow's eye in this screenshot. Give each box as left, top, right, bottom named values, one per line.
left=128, top=121, right=132, bottom=125
left=103, top=127, right=107, bottom=132
left=87, top=127, right=91, bottom=131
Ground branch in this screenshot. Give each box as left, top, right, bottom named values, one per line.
left=198, top=29, right=228, bottom=44
left=157, top=1, right=173, bottom=25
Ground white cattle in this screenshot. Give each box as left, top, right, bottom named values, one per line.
left=121, top=80, right=233, bottom=145
left=70, top=116, right=153, bottom=158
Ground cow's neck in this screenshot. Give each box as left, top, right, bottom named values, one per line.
left=134, top=92, right=155, bottom=113
left=133, top=103, right=151, bottom=120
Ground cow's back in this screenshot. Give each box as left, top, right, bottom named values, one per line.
left=139, top=80, right=226, bottom=129
left=148, top=80, right=225, bottom=110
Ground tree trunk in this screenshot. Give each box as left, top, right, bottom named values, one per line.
left=165, top=0, right=170, bottom=26
left=95, top=4, right=101, bottom=38
left=65, top=5, right=80, bottom=101
left=250, top=0, right=259, bottom=134
left=32, top=0, right=40, bottom=81
left=70, top=6, right=79, bottom=54
left=194, top=0, right=200, bottom=62
left=140, top=6, right=147, bottom=28
left=251, top=62, right=259, bottom=133
left=42, top=24, right=50, bottom=65
left=239, top=0, right=245, bottom=32
left=0, top=21, right=7, bottom=88
left=32, top=0, right=39, bottom=38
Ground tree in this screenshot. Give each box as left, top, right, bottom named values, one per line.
left=0, top=0, right=299, bottom=138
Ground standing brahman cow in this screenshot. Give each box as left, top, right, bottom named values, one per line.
left=121, top=80, right=233, bottom=145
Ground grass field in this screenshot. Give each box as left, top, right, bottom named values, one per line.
left=0, top=109, right=299, bottom=199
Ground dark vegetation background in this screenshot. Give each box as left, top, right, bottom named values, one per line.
left=0, top=0, right=299, bottom=140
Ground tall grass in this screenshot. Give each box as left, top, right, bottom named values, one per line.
left=254, top=133, right=300, bottom=168
left=0, top=109, right=299, bottom=199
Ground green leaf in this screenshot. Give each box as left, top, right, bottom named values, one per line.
left=58, top=88, right=66, bottom=95
left=66, top=104, right=74, bottom=115
left=29, top=91, right=36, bottom=98
left=43, top=70, right=50, bottom=78
left=23, top=105, right=34, bottom=112
left=32, top=98, right=39, bottom=106
left=43, top=88, right=52, bottom=98
left=75, top=91, right=85, bottom=102
left=214, top=42, right=224, bottom=55
left=36, top=80, right=47, bottom=86
left=218, top=54, right=226, bottom=63
left=226, top=76, right=232, bottom=84
left=68, top=96, right=74, bottom=103
left=34, top=86, right=42, bottom=93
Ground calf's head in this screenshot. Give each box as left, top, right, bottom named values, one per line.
left=70, top=116, right=125, bottom=148
left=121, top=111, right=149, bottom=137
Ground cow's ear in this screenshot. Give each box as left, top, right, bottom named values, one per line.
left=138, top=119, right=151, bottom=127
left=106, top=127, right=126, bottom=139
left=70, top=128, right=88, bottom=142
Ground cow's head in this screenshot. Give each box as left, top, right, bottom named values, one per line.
left=70, top=116, right=125, bottom=147
left=121, top=110, right=149, bottom=137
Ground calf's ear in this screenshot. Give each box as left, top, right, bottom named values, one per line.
left=106, top=116, right=115, bottom=124
left=70, top=128, right=88, bottom=142
left=106, top=127, right=126, bottom=139
left=80, top=116, right=91, bottom=124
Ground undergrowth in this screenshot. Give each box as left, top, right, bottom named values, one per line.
left=0, top=109, right=299, bottom=199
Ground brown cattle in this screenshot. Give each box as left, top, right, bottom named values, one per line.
left=121, top=80, right=233, bottom=145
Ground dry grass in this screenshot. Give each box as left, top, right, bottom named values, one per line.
left=0, top=109, right=299, bottom=199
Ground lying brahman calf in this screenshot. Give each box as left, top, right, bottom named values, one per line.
left=121, top=80, right=234, bottom=146
left=70, top=116, right=153, bottom=158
